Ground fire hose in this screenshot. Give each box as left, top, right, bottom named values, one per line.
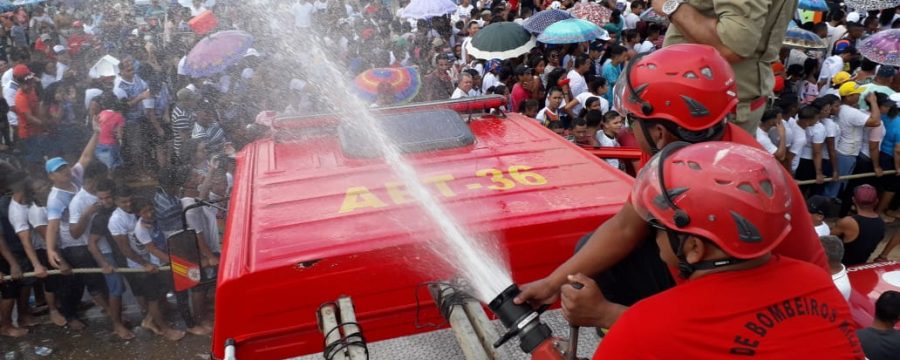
left=1, top=266, right=172, bottom=281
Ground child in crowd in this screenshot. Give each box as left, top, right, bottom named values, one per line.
left=536, top=87, right=563, bottom=127
left=596, top=111, right=624, bottom=170
left=807, top=195, right=833, bottom=237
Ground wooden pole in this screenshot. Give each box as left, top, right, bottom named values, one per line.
left=1, top=266, right=171, bottom=281
left=795, top=170, right=897, bottom=186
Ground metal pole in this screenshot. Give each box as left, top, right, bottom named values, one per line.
left=795, top=170, right=897, bottom=186
left=336, top=297, right=367, bottom=360
left=1, top=266, right=172, bottom=281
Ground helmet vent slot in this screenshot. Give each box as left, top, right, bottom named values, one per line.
left=684, top=71, right=698, bottom=79
left=737, top=183, right=756, bottom=194
left=715, top=179, right=732, bottom=185
left=759, top=180, right=774, bottom=197
left=700, top=67, right=714, bottom=80
left=687, top=161, right=701, bottom=170
left=731, top=211, right=763, bottom=243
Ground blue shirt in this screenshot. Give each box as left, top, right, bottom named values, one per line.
left=602, top=62, right=620, bottom=103
left=882, top=114, right=900, bottom=156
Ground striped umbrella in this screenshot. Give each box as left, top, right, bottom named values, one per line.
left=522, top=9, right=573, bottom=34
left=466, top=22, right=536, bottom=60
left=537, top=19, right=608, bottom=45
left=354, top=67, right=422, bottom=104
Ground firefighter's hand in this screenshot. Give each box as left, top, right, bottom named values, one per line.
left=513, top=276, right=561, bottom=308
left=560, top=273, right=627, bottom=329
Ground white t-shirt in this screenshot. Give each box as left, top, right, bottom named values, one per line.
left=456, top=4, right=474, bottom=20
left=596, top=130, right=621, bottom=169
left=451, top=87, right=470, bottom=99
left=861, top=122, right=886, bottom=158
left=481, top=72, right=500, bottom=94
left=28, top=205, right=48, bottom=250
left=8, top=199, right=42, bottom=250
left=818, top=55, right=844, bottom=84
left=623, top=13, right=640, bottom=29
left=68, top=189, right=97, bottom=246
left=535, top=107, right=558, bottom=125
left=1, top=68, right=12, bottom=88
left=574, top=92, right=610, bottom=117
left=800, top=123, right=826, bottom=160
left=756, top=127, right=778, bottom=155
left=567, top=70, right=588, bottom=98
left=108, top=207, right=144, bottom=269
left=133, top=221, right=163, bottom=266
left=292, top=1, right=314, bottom=29
left=3, top=80, right=18, bottom=126
left=815, top=223, right=831, bottom=237
left=788, top=120, right=808, bottom=172
left=182, top=198, right=221, bottom=254
left=635, top=40, right=655, bottom=54
left=832, top=265, right=851, bottom=301
left=821, top=117, right=840, bottom=160
left=190, top=5, right=208, bottom=17
left=46, top=164, right=84, bottom=249
left=836, top=105, right=871, bottom=156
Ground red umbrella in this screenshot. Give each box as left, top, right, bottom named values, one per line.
left=569, top=2, right=612, bottom=27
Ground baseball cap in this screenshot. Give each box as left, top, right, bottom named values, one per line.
left=557, top=78, right=570, bottom=87
left=806, top=195, right=831, bottom=216
left=889, top=92, right=900, bottom=106
left=45, top=157, right=69, bottom=174
left=853, top=184, right=878, bottom=207
left=52, top=44, right=66, bottom=54
left=877, top=65, right=897, bottom=78
left=839, top=81, right=865, bottom=97
left=831, top=71, right=851, bottom=86
left=514, top=65, right=532, bottom=76
left=596, top=28, right=611, bottom=41
left=12, top=64, right=33, bottom=81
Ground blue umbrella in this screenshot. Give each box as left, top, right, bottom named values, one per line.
left=537, top=18, right=608, bottom=45
left=798, top=0, right=829, bottom=11
left=522, top=9, right=572, bottom=34
left=399, top=0, right=456, bottom=20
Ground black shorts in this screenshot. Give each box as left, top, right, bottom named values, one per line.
left=0, top=257, right=21, bottom=300
left=61, top=246, right=108, bottom=296
left=880, top=153, right=898, bottom=193
left=125, top=271, right=169, bottom=301
left=36, top=249, right=63, bottom=293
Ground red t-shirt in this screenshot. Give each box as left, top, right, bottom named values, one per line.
left=594, top=256, right=865, bottom=359
left=510, top=83, right=532, bottom=114
left=15, top=88, right=41, bottom=139
left=636, top=123, right=829, bottom=273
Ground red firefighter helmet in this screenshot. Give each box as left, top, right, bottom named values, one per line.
left=631, top=142, right=792, bottom=259
left=613, top=44, right=738, bottom=132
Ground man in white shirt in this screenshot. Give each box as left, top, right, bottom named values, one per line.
left=291, top=0, right=314, bottom=29
left=826, top=11, right=847, bottom=56
left=835, top=82, right=882, bottom=193
left=757, top=107, right=786, bottom=161
left=451, top=72, right=474, bottom=99
left=818, top=47, right=857, bottom=88
left=785, top=107, right=818, bottom=174
left=623, top=1, right=644, bottom=30
left=567, top=55, right=590, bottom=99
left=820, top=235, right=852, bottom=301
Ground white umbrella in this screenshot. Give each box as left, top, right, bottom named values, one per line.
left=89, top=55, right=120, bottom=79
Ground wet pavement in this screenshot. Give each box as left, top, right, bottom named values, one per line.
left=0, top=304, right=212, bottom=360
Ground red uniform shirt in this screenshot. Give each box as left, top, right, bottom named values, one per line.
left=594, top=256, right=865, bottom=359
left=637, top=123, right=829, bottom=273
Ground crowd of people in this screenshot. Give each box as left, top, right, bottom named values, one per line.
left=0, top=0, right=896, bottom=358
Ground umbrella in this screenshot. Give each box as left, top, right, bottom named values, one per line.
left=797, top=0, right=829, bottom=11
left=859, top=29, right=900, bottom=66
left=569, top=2, right=612, bottom=27
left=522, top=9, right=573, bottom=34
left=400, top=0, right=456, bottom=20
left=537, top=19, right=607, bottom=44
left=354, top=67, right=421, bottom=104
left=466, top=22, right=536, bottom=60
left=782, top=27, right=828, bottom=50
left=639, top=9, right=669, bottom=26
left=89, top=55, right=120, bottom=79
left=845, top=0, right=900, bottom=11
left=10, top=0, right=45, bottom=5
left=183, top=30, right=254, bottom=78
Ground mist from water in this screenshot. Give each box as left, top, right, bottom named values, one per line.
left=264, top=16, right=513, bottom=302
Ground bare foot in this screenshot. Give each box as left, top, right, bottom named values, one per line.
left=141, top=316, right=162, bottom=335
left=113, top=325, right=136, bottom=340
left=50, top=310, right=67, bottom=327
left=161, top=328, right=186, bottom=341
left=67, top=319, right=86, bottom=331
left=0, top=325, right=29, bottom=337
left=186, top=325, right=211, bottom=336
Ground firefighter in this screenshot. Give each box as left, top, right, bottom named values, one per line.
left=514, top=44, right=829, bottom=328
left=590, top=141, right=863, bottom=358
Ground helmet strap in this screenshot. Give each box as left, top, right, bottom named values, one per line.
left=665, top=230, right=747, bottom=279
